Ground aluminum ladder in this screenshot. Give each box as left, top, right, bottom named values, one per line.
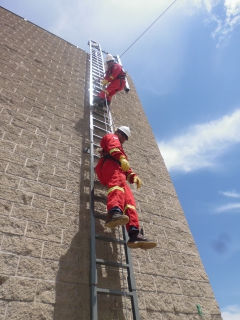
left=88, top=40, right=140, bottom=320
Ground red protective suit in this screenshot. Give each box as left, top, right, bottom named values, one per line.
left=98, top=63, right=126, bottom=102
left=95, top=133, right=139, bottom=232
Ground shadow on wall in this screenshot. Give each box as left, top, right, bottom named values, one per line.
left=53, top=55, right=129, bottom=319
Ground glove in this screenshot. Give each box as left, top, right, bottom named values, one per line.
left=119, top=156, right=130, bottom=172
left=101, top=79, right=109, bottom=86
left=133, top=176, right=142, bottom=189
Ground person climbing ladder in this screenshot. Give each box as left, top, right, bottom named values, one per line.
left=93, top=54, right=126, bottom=108
left=95, top=125, right=157, bottom=249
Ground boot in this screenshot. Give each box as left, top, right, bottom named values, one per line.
left=105, top=210, right=129, bottom=228
left=93, top=97, right=104, bottom=108
left=106, top=100, right=111, bottom=107
left=127, top=228, right=157, bottom=249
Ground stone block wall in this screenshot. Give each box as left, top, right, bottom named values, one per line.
left=0, top=6, right=90, bottom=319
left=0, top=6, right=222, bottom=320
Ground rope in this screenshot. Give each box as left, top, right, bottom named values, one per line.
left=120, top=0, right=178, bottom=57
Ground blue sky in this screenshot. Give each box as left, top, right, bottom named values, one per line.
left=1, top=0, right=240, bottom=318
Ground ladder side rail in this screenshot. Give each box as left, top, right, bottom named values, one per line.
left=89, top=40, right=100, bottom=320
left=122, top=227, right=140, bottom=320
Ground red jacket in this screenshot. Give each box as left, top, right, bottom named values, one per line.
left=100, top=133, right=127, bottom=161
left=96, top=133, right=136, bottom=183
left=104, top=63, right=125, bottom=82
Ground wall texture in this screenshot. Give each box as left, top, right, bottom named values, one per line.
left=0, top=6, right=222, bottom=320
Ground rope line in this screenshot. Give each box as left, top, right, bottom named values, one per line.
left=120, top=0, right=178, bottom=57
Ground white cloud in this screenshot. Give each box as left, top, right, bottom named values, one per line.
left=219, top=191, right=240, bottom=198
left=222, top=304, right=240, bottom=320
left=158, top=109, right=240, bottom=172
left=215, top=202, right=240, bottom=212
left=180, top=0, right=240, bottom=44
left=210, top=0, right=240, bottom=44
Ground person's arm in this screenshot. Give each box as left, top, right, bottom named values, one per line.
left=126, top=171, right=142, bottom=189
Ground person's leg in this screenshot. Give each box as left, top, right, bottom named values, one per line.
left=123, top=183, right=139, bottom=232
left=103, top=161, right=129, bottom=227
left=124, top=184, right=157, bottom=249
left=106, top=79, right=126, bottom=102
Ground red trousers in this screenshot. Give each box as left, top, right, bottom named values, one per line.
left=95, top=158, right=139, bottom=232
left=98, top=79, right=126, bottom=102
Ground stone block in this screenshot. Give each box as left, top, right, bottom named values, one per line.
left=38, top=172, right=66, bottom=188
left=33, top=194, right=64, bottom=213
left=57, top=259, right=89, bottom=285
left=6, top=301, right=54, bottom=320
left=0, top=199, right=12, bottom=216
left=11, top=204, right=47, bottom=223
left=53, top=301, right=90, bottom=320
left=6, top=162, right=38, bottom=181
left=47, top=212, right=78, bottom=229
left=19, top=179, right=51, bottom=197
left=0, top=215, right=27, bottom=236
left=11, top=118, right=37, bottom=133
left=0, top=140, right=16, bottom=152
left=155, top=276, right=182, bottom=294
left=1, top=234, right=42, bottom=258
left=0, top=300, right=7, bottom=320
left=25, top=159, right=53, bottom=175
left=26, top=222, right=62, bottom=243
left=42, top=242, right=83, bottom=262
left=64, top=202, right=80, bottom=217
left=171, top=252, right=203, bottom=268
left=0, top=276, right=36, bottom=301
left=0, top=173, right=20, bottom=189
left=14, top=144, right=43, bottom=161
left=0, top=252, right=19, bottom=276
left=144, top=292, right=173, bottom=312
left=135, top=273, right=156, bottom=291
left=0, top=159, right=9, bottom=173
left=1, top=187, right=33, bottom=206
left=17, top=257, right=59, bottom=280
left=51, top=186, right=79, bottom=203
left=35, top=280, right=55, bottom=304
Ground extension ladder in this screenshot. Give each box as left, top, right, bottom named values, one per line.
left=88, top=40, right=140, bottom=320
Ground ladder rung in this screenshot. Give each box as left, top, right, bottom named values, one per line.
left=93, top=142, right=100, bottom=147
left=95, top=234, right=125, bottom=245
left=93, top=124, right=109, bottom=132
left=97, top=288, right=134, bottom=296
left=93, top=117, right=111, bottom=126
left=92, top=105, right=107, bottom=112
left=94, top=153, right=100, bottom=158
left=93, top=84, right=102, bottom=90
left=92, top=111, right=109, bottom=120
left=96, top=258, right=129, bottom=269
left=93, top=133, right=104, bottom=140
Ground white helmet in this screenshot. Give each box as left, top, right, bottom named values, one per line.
left=106, top=54, right=114, bottom=62
left=117, top=126, right=131, bottom=140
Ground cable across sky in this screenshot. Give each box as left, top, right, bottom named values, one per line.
left=120, top=0, right=178, bottom=57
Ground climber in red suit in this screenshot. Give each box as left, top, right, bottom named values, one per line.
left=95, top=126, right=157, bottom=249
left=93, top=54, right=126, bottom=108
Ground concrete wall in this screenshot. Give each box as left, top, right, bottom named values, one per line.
left=0, top=6, right=222, bottom=320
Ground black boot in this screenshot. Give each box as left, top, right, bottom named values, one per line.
left=106, top=100, right=111, bottom=107
left=127, top=228, right=157, bottom=249
left=105, top=210, right=129, bottom=228
left=93, top=97, right=104, bottom=108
